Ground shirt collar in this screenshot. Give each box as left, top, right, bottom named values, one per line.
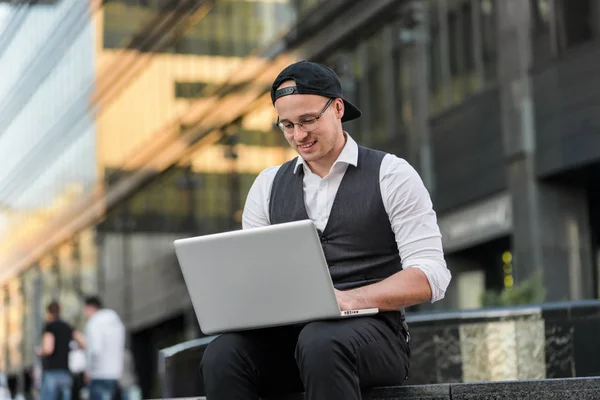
left=293, top=132, right=359, bottom=175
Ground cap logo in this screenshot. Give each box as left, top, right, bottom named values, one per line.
left=274, top=86, right=298, bottom=100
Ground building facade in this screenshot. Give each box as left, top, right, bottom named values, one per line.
left=0, top=0, right=598, bottom=397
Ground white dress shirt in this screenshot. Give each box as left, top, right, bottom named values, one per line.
left=242, top=134, right=451, bottom=303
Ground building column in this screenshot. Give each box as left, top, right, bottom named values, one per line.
left=592, top=182, right=600, bottom=298
left=399, top=0, right=434, bottom=191
left=497, top=0, right=594, bottom=301
left=16, top=281, right=25, bottom=398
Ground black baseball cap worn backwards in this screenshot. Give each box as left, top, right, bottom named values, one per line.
left=270, top=60, right=362, bottom=123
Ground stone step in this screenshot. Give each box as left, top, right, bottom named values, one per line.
left=157, top=377, right=600, bottom=400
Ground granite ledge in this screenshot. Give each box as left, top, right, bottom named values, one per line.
left=259, top=384, right=451, bottom=400
left=170, top=384, right=452, bottom=400
left=451, top=377, right=600, bottom=400
left=157, top=378, right=600, bottom=400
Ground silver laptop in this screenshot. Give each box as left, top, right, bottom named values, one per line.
left=173, top=219, right=378, bottom=335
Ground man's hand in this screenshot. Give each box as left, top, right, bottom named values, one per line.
left=73, top=330, right=86, bottom=349
left=334, top=269, right=432, bottom=312
left=334, top=288, right=363, bottom=311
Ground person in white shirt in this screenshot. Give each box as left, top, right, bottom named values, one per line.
left=82, top=296, right=125, bottom=400
left=200, top=61, right=451, bottom=400
left=69, top=340, right=87, bottom=400
left=0, top=373, right=11, bottom=400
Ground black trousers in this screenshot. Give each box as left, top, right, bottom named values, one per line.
left=200, top=312, right=410, bottom=400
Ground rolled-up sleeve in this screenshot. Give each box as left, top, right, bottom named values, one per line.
left=380, top=155, right=451, bottom=303
left=242, top=166, right=280, bottom=230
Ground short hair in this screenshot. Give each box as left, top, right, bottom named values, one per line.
left=47, top=301, right=60, bottom=317
left=84, top=296, right=103, bottom=309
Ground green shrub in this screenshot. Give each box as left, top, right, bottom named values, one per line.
left=480, top=270, right=546, bottom=307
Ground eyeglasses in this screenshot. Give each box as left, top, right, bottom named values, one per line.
left=276, top=98, right=334, bottom=134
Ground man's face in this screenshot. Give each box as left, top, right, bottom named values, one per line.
left=83, top=305, right=94, bottom=319
left=274, top=80, right=344, bottom=164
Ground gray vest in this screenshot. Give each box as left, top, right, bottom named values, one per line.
left=269, top=146, right=402, bottom=291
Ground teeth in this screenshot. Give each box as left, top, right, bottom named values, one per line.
left=300, top=141, right=315, bottom=148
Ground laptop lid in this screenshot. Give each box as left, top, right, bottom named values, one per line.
left=174, top=220, right=342, bottom=335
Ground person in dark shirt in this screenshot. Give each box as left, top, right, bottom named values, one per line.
left=38, top=301, right=80, bottom=400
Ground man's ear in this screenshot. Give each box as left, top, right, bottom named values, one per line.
left=335, top=99, right=345, bottom=119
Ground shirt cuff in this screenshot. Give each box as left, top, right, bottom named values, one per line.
left=404, top=261, right=451, bottom=303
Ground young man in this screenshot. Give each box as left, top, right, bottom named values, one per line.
left=82, top=296, right=126, bottom=400
left=39, top=301, right=76, bottom=400
left=201, top=61, right=452, bottom=400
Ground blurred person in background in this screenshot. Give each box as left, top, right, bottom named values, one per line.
left=69, top=340, right=87, bottom=400
left=0, top=373, right=10, bottom=400
left=82, top=296, right=126, bottom=400
left=37, top=301, right=84, bottom=400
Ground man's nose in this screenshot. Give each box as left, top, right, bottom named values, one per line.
left=294, top=126, right=308, bottom=142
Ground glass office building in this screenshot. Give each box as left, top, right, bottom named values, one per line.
left=0, top=0, right=599, bottom=397
left=0, top=0, right=297, bottom=395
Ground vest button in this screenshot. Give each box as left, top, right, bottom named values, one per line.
left=321, top=236, right=329, bottom=244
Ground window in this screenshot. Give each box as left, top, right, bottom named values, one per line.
left=41, top=256, right=60, bottom=313
left=22, top=267, right=40, bottom=368
left=104, top=0, right=295, bottom=57
left=479, top=0, right=497, bottom=83
left=429, top=19, right=445, bottom=114
left=559, top=0, right=594, bottom=49
left=532, top=0, right=597, bottom=62
left=394, top=37, right=410, bottom=147
left=319, top=24, right=408, bottom=148
left=7, top=278, right=23, bottom=371
left=122, top=167, right=193, bottom=233
left=175, top=82, right=208, bottom=99
left=79, top=229, right=99, bottom=298
left=294, top=0, right=321, bottom=15
left=531, top=0, right=555, bottom=64
left=428, top=0, right=497, bottom=115
left=448, top=4, right=465, bottom=103
left=461, top=2, right=476, bottom=93
left=365, top=32, right=387, bottom=145
left=0, top=289, right=6, bottom=372
left=58, top=242, right=80, bottom=324
left=323, top=51, right=363, bottom=142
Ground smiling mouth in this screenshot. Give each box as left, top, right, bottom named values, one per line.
left=298, top=141, right=316, bottom=149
